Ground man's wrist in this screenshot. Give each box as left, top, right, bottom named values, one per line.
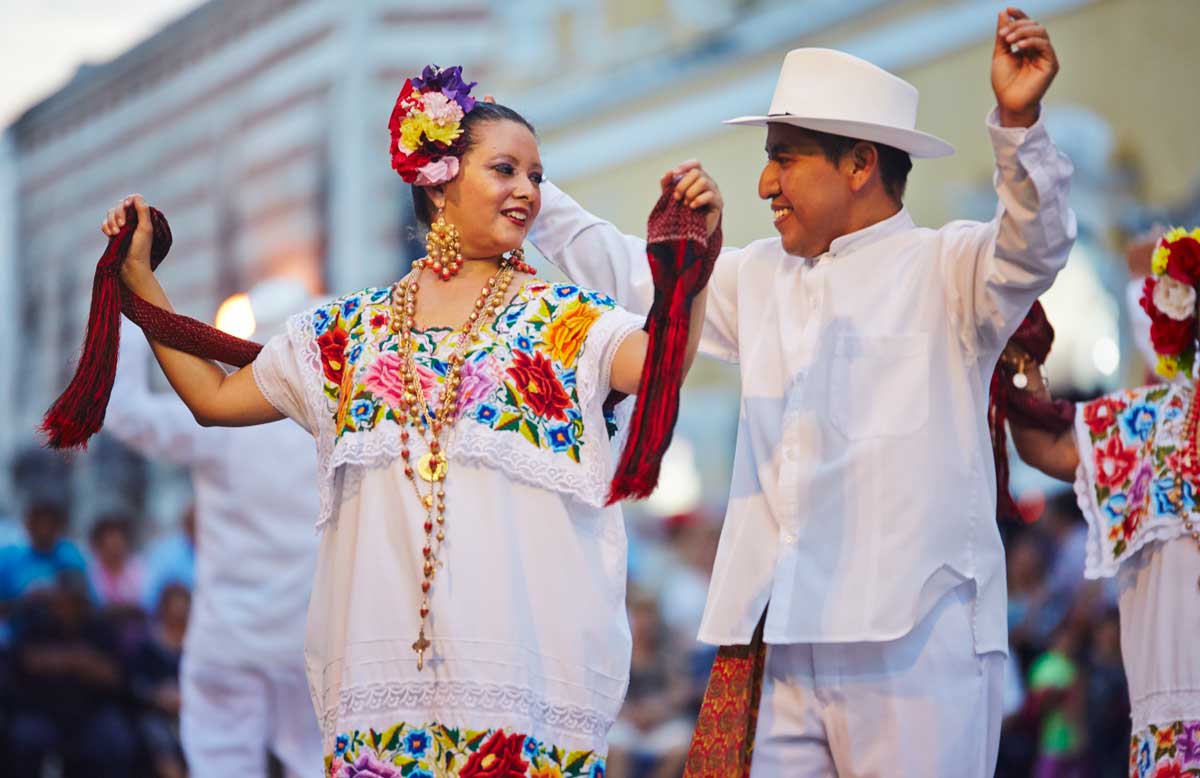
left=997, top=104, right=1041, bottom=128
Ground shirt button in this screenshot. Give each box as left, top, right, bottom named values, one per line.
left=784, top=447, right=799, bottom=463
left=780, top=532, right=797, bottom=544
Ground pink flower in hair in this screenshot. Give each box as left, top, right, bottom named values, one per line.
left=414, top=156, right=460, bottom=186
left=421, top=92, right=464, bottom=125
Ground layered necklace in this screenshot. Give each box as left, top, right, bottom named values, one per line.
left=389, top=256, right=519, bottom=670
left=1168, top=384, right=1200, bottom=561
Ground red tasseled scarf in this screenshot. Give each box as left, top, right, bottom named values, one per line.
left=42, top=205, right=262, bottom=450
left=989, top=299, right=1076, bottom=520
left=606, top=191, right=722, bottom=504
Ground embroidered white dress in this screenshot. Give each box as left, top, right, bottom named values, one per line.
left=252, top=280, right=642, bottom=777
left=1073, top=383, right=1200, bottom=777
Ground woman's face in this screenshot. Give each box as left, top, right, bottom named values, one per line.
left=433, top=119, right=542, bottom=260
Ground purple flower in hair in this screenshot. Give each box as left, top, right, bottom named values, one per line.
left=412, top=64, right=477, bottom=113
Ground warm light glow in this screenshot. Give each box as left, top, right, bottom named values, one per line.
left=1092, top=336, right=1120, bottom=377
left=215, top=293, right=256, bottom=339
left=644, top=438, right=702, bottom=516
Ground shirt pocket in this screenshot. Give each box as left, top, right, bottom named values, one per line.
left=829, top=333, right=931, bottom=440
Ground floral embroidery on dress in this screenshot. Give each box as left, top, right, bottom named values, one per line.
left=311, top=283, right=623, bottom=465
left=1079, top=383, right=1196, bottom=564
left=326, top=722, right=606, bottom=778
left=1129, top=719, right=1200, bottom=778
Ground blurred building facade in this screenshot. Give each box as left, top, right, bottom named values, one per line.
left=3, top=0, right=1199, bottom=515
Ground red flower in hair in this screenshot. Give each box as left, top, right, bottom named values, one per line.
left=1150, top=315, right=1195, bottom=356
left=1166, top=236, right=1200, bottom=286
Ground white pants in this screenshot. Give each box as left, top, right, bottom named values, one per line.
left=749, top=584, right=1004, bottom=778
left=181, top=657, right=323, bottom=778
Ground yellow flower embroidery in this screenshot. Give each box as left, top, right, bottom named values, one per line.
left=542, top=301, right=602, bottom=368
left=530, top=765, right=563, bottom=778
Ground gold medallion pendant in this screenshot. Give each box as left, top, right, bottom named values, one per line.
left=417, top=452, right=447, bottom=482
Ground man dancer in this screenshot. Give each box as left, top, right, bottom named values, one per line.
left=530, top=9, right=1074, bottom=776
left=105, top=278, right=322, bottom=778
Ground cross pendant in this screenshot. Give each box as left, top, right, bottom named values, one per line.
left=412, top=631, right=431, bottom=671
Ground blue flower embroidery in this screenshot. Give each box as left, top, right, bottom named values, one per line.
left=348, top=343, right=364, bottom=364
left=312, top=307, right=332, bottom=335
left=555, top=285, right=578, bottom=299
left=516, top=335, right=533, bottom=353
left=548, top=424, right=575, bottom=452
left=405, top=729, right=430, bottom=758
left=476, top=404, right=499, bottom=424
left=334, top=734, right=349, bottom=756
left=522, top=736, right=542, bottom=759
left=1137, top=739, right=1152, bottom=774
left=341, top=296, right=361, bottom=319
left=559, top=368, right=577, bottom=390
left=591, top=762, right=607, bottom=778
left=410, top=771, right=434, bottom=778
left=1102, top=493, right=1128, bottom=525
left=369, top=287, right=391, bottom=304
left=1120, top=403, right=1156, bottom=442
left=350, top=399, right=374, bottom=424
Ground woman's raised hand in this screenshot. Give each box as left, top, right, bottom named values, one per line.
left=660, top=159, right=723, bottom=237
left=102, top=194, right=154, bottom=283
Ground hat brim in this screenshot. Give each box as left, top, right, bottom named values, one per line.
left=724, top=114, right=954, bottom=159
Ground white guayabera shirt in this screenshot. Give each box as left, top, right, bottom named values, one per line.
left=529, top=110, right=1077, bottom=655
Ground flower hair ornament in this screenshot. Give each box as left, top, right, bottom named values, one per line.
left=1140, top=227, right=1200, bottom=379
left=388, top=64, right=477, bottom=186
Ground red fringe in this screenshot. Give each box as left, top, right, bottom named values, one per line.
left=607, top=193, right=721, bottom=504
left=42, top=205, right=262, bottom=450
left=989, top=299, right=1076, bottom=520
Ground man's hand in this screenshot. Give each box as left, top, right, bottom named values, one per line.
left=991, top=7, right=1059, bottom=128
left=659, top=159, right=723, bottom=237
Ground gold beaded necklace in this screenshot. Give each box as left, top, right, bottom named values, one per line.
left=389, top=257, right=517, bottom=670
left=1168, top=384, right=1200, bottom=562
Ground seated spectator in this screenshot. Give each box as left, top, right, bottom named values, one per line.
left=608, top=587, right=695, bottom=778
left=141, top=505, right=196, bottom=611
left=0, top=502, right=88, bottom=614
left=6, top=570, right=138, bottom=777
left=87, top=513, right=146, bottom=608
left=129, top=583, right=189, bottom=778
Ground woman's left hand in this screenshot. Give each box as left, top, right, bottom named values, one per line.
left=660, top=160, right=723, bottom=237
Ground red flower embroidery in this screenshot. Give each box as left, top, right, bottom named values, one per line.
left=318, top=327, right=349, bottom=384
left=1123, top=505, right=1144, bottom=540
left=1154, top=760, right=1186, bottom=778
left=507, top=350, right=571, bottom=421
left=459, top=731, right=529, bottom=778
left=370, top=312, right=389, bottom=329
left=1083, top=398, right=1125, bottom=436
left=1095, top=435, right=1137, bottom=490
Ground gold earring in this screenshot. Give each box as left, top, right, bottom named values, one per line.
left=422, top=213, right=462, bottom=281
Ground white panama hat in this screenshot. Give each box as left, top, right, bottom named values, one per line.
left=725, top=48, right=954, bottom=159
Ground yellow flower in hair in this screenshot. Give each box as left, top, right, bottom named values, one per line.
left=400, top=113, right=462, bottom=151
left=1165, top=226, right=1190, bottom=243
left=399, top=116, right=427, bottom=152
left=1157, top=353, right=1180, bottom=379
left=1152, top=244, right=1170, bottom=276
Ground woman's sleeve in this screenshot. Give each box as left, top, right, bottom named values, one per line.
left=251, top=329, right=319, bottom=435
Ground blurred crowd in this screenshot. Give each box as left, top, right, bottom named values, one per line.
left=0, top=495, right=194, bottom=777
left=0, top=446, right=1136, bottom=778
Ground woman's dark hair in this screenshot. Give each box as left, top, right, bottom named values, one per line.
left=795, top=126, right=913, bottom=203
left=411, top=102, right=537, bottom=228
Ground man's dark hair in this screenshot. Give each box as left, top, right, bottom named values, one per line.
left=411, top=102, right=537, bottom=227
left=798, top=127, right=912, bottom=203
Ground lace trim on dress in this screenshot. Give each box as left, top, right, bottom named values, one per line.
left=1132, top=688, right=1200, bottom=733
left=324, top=679, right=614, bottom=747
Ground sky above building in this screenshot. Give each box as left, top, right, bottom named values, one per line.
left=1, top=0, right=205, bottom=126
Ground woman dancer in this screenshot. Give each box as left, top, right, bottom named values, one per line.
left=1005, top=228, right=1200, bottom=778
left=99, top=65, right=722, bottom=777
